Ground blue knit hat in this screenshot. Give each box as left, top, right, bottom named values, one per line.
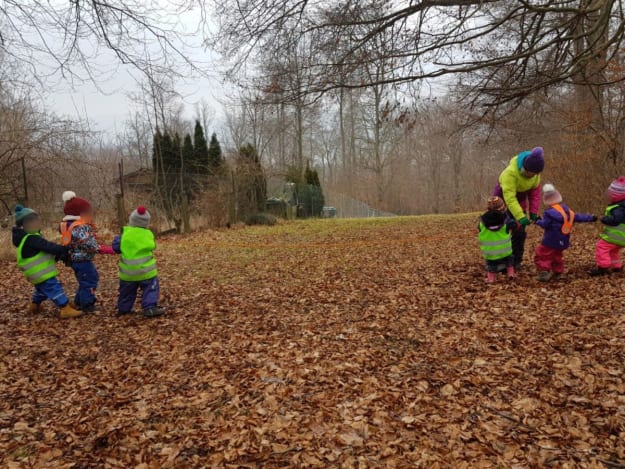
left=14, top=205, right=37, bottom=226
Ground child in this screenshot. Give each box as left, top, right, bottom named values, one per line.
left=590, top=176, right=625, bottom=276
left=12, top=205, right=82, bottom=318
left=478, top=196, right=518, bottom=283
left=112, top=206, right=164, bottom=318
left=534, top=184, right=596, bottom=282
left=59, top=191, right=100, bottom=312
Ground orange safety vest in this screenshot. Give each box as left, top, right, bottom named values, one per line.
left=59, top=220, right=87, bottom=246
left=551, top=203, right=575, bottom=235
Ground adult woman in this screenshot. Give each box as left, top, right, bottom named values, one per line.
left=492, top=147, right=544, bottom=269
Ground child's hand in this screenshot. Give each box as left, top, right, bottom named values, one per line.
left=98, top=245, right=116, bottom=255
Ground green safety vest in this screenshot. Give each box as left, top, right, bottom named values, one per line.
left=601, top=204, right=625, bottom=247
left=16, top=233, right=58, bottom=285
left=478, top=223, right=513, bottom=261
left=119, top=226, right=158, bottom=282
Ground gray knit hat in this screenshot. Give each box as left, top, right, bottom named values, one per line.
left=129, top=206, right=151, bottom=228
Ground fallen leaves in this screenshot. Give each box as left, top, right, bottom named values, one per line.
left=0, top=216, right=623, bottom=467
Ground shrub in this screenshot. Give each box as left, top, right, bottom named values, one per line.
left=245, top=212, right=277, bottom=226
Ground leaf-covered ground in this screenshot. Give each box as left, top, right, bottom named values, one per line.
left=0, top=215, right=624, bottom=468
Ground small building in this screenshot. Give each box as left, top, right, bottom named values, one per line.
left=120, top=168, right=154, bottom=193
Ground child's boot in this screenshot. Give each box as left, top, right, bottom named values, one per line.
left=28, top=303, right=42, bottom=314
left=536, top=271, right=553, bottom=282
left=507, top=266, right=516, bottom=280
left=143, top=306, right=164, bottom=318
left=589, top=267, right=610, bottom=276
left=486, top=272, right=497, bottom=284
left=60, top=304, right=82, bottom=318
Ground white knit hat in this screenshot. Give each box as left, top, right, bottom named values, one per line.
left=542, top=183, right=562, bottom=206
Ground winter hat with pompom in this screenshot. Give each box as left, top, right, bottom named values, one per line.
left=522, top=147, right=545, bottom=174
left=129, top=206, right=151, bottom=228
left=607, top=176, right=625, bottom=203
left=14, top=204, right=37, bottom=226
left=486, top=196, right=507, bottom=213
left=62, top=191, right=92, bottom=217
left=542, top=183, right=562, bottom=206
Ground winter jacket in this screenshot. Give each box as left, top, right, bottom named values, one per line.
left=536, top=203, right=595, bottom=250
left=493, top=152, right=542, bottom=221
left=60, top=219, right=98, bottom=262
left=600, top=201, right=625, bottom=247
left=601, top=200, right=625, bottom=226
left=12, top=227, right=68, bottom=260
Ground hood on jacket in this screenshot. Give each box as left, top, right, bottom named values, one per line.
left=12, top=226, right=29, bottom=248
left=516, top=150, right=532, bottom=171
left=481, top=210, right=506, bottom=230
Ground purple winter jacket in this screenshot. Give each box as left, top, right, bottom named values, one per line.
left=536, top=203, right=596, bottom=250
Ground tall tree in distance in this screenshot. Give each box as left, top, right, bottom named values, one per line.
left=207, top=133, right=224, bottom=174
left=192, top=120, right=209, bottom=176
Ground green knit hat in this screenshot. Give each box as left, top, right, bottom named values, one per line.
left=14, top=204, right=38, bottom=226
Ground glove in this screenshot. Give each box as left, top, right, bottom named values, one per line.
left=601, top=216, right=610, bottom=225
left=530, top=213, right=540, bottom=222
left=519, top=217, right=531, bottom=227
left=98, top=245, right=116, bottom=255
left=506, top=220, right=520, bottom=231
left=591, top=215, right=598, bottom=222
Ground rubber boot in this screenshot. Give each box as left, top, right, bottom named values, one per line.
left=589, top=267, right=611, bottom=277
left=59, top=304, right=82, bottom=318
left=536, top=271, right=553, bottom=282
left=143, top=306, right=165, bottom=318
left=28, top=303, right=42, bottom=314
left=507, top=266, right=516, bottom=280
left=486, top=272, right=497, bottom=284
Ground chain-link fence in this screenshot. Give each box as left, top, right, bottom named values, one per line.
left=324, top=190, right=396, bottom=218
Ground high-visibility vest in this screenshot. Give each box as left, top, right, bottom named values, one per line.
left=59, top=219, right=87, bottom=246
left=551, top=203, right=575, bottom=235
left=478, top=223, right=513, bottom=261
left=16, top=233, right=58, bottom=285
left=118, top=226, right=158, bottom=282
left=601, top=204, right=625, bottom=247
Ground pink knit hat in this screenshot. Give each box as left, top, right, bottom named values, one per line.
left=607, top=176, right=625, bottom=203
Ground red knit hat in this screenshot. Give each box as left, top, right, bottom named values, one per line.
left=62, top=191, right=92, bottom=216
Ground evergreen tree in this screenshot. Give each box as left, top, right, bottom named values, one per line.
left=192, top=120, right=209, bottom=175
left=207, top=132, right=224, bottom=173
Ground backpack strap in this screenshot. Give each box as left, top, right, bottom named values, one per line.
left=59, top=220, right=86, bottom=246
left=551, top=204, right=575, bottom=235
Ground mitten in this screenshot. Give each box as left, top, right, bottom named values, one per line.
left=98, top=245, right=116, bottom=255
left=530, top=213, right=541, bottom=222
left=506, top=220, right=520, bottom=231
left=591, top=215, right=598, bottom=222
left=601, top=216, right=610, bottom=225
left=519, top=217, right=531, bottom=227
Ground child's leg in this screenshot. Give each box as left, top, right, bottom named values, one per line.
left=596, top=239, right=616, bottom=268
left=118, top=281, right=139, bottom=313
left=610, top=245, right=623, bottom=269
left=534, top=244, right=553, bottom=271
left=36, top=278, right=69, bottom=307
left=140, top=277, right=160, bottom=310
left=551, top=249, right=565, bottom=274
left=73, top=261, right=99, bottom=307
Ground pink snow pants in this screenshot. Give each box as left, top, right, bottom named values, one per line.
left=534, top=244, right=564, bottom=274
left=595, top=239, right=623, bottom=269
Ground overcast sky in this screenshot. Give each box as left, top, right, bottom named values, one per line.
left=26, top=3, right=230, bottom=139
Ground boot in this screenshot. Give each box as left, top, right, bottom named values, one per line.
left=59, top=304, right=82, bottom=318
left=536, top=271, right=553, bottom=282
left=589, top=267, right=611, bottom=277
left=613, top=267, right=623, bottom=273
left=486, top=272, right=497, bottom=284
left=143, top=306, right=164, bottom=318
left=28, top=303, right=42, bottom=314
left=507, top=266, right=516, bottom=280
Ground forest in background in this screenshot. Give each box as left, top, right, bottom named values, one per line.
left=1, top=1, right=624, bottom=229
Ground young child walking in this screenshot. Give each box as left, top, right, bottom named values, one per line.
left=12, top=205, right=82, bottom=318
left=590, top=177, right=625, bottom=276
left=534, top=184, right=596, bottom=282
left=112, top=206, right=164, bottom=317
left=478, top=196, right=518, bottom=283
left=60, top=191, right=100, bottom=312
